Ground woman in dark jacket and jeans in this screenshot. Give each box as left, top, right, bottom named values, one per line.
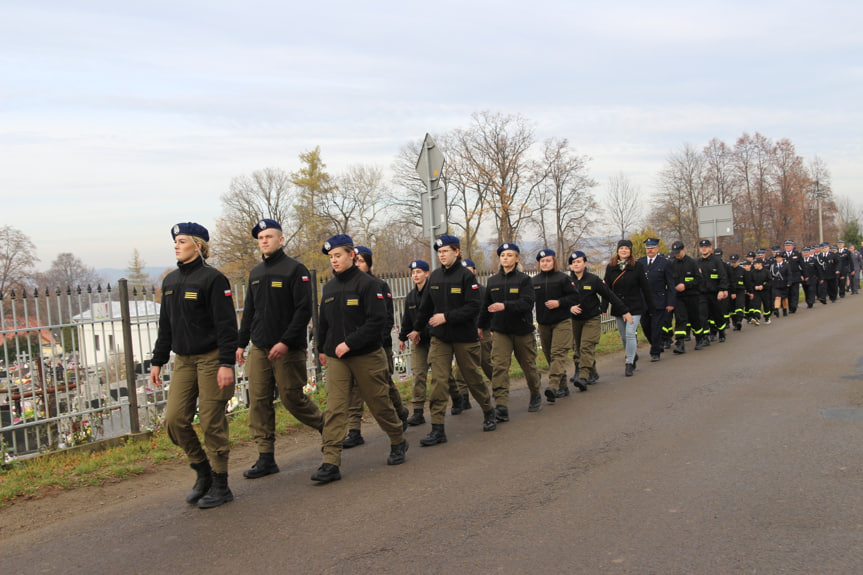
left=604, top=239, right=655, bottom=376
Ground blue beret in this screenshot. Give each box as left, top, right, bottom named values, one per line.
left=251, top=218, right=282, bottom=239
left=644, top=238, right=660, bottom=247
left=172, top=222, right=209, bottom=242
left=354, top=245, right=372, bottom=256
left=322, top=234, right=353, bottom=254
left=497, top=243, right=520, bottom=256
left=409, top=259, right=429, bottom=271
left=434, top=234, right=460, bottom=251
left=568, top=250, right=587, bottom=263
left=462, top=258, right=476, bottom=268
left=536, top=248, right=556, bottom=261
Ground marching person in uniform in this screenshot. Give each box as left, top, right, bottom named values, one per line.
left=727, top=254, right=747, bottom=330
left=479, top=243, right=543, bottom=418
left=782, top=240, right=804, bottom=313
left=636, top=238, right=675, bottom=362
left=408, top=235, right=498, bottom=446
left=568, top=250, right=628, bottom=385
left=313, top=234, right=407, bottom=484
left=696, top=239, right=730, bottom=343
left=236, top=219, right=324, bottom=480
left=770, top=251, right=790, bottom=317
left=451, top=258, right=493, bottom=413
left=150, top=222, right=238, bottom=509
left=750, top=258, right=772, bottom=324
left=341, top=246, right=410, bottom=449
left=532, top=248, right=584, bottom=402
left=399, top=259, right=432, bottom=426
left=669, top=241, right=703, bottom=353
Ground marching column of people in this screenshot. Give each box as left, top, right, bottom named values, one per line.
left=152, top=228, right=854, bottom=505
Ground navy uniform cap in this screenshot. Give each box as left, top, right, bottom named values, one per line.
left=730, top=254, right=739, bottom=261
left=497, top=243, right=520, bottom=256
left=568, top=250, right=587, bottom=263
left=172, top=222, right=209, bottom=242
left=714, top=248, right=724, bottom=257
left=251, top=218, right=282, bottom=239
left=434, top=234, right=460, bottom=251
left=699, top=239, right=711, bottom=247
left=536, top=248, right=556, bottom=261
left=784, top=239, right=794, bottom=246
left=747, top=251, right=756, bottom=258
left=462, top=258, right=476, bottom=269
left=644, top=238, right=660, bottom=247
left=740, top=259, right=751, bottom=266
left=409, top=259, right=429, bottom=271
left=322, top=234, right=353, bottom=254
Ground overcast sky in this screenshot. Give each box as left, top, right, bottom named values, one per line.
left=2, top=0, right=861, bottom=272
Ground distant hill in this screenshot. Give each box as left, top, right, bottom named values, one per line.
left=95, top=267, right=172, bottom=288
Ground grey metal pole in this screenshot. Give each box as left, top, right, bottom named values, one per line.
left=118, top=279, right=140, bottom=433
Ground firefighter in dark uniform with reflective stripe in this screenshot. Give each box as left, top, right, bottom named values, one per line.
left=669, top=241, right=703, bottom=353
left=697, top=239, right=730, bottom=342
left=312, top=234, right=407, bottom=484
left=236, top=219, right=324, bottom=480
left=727, top=254, right=747, bottom=330
left=801, top=246, right=818, bottom=308
left=150, top=222, right=238, bottom=509
left=408, top=234, right=498, bottom=446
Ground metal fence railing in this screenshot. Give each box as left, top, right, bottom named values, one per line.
left=2, top=268, right=617, bottom=459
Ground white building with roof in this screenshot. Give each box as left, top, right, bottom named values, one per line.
left=72, top=301, right=161, bottom=371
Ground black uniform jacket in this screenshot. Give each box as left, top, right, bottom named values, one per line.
left=783, top=249, right=804, bottom=283
left=670, top=255, right=702, bottom=298
left=569, top=270, right=627, bottom=321
left=398, top=283, right=431, bottom=346
left=415, top=257, right=481, bottom=343
left=318, top=264, right=386, bottom=357
left=636, top=255, right=676, bottom=310
left=698, top=254, right=730, bottom=293
left=479, top=267, right=536, bottom=336
left=532, top=270, right=579, bottom=325
left=238, top=249, right=312, bottom=350
left=152, top=257, right=238, bottom=367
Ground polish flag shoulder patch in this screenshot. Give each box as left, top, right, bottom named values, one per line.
left=471, top=284, right=479, bottom=290
left=301, top=275, right=310, bottom=282
left=224, top=289, right=233, bottom=297
left=376, top=292, right=384, bottom=299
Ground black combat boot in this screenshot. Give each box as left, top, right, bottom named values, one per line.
left=694, top=336, right=706, bottom=350
left=406, top=409, right=425, bottom=426
left=243, top=452, right=279, bottom=479
left=343, top=429, right=364, bottom=449
left=387, top=440, right=409, bottom=465
left=420, top=423, right=447, bottom=446
left=718, top=329, right=726, bottom=342
left=625, top=363, right=634, bottom=377
left=528, top=394, right=543, bottom=412
left=587, top=372, right=599, bottom=384
left=400, top=407, right=410, bottom=431
left=197, top=472, right=234, bottom=509
left=482, top=409, right=497, bottom=431
left=673, top=339, right=686, bottom=354
left=544, top=387, right=557, bottom=404
left=311, top=463, right=341, bottom=484
left=570, top=375, right=587, bottom=392
left=186, top=460, right=213, bottom=505
left=450, top=394, right=464, bottom=415
left=461, top=393, right=472, bottom=410
left=495, top=405, right=510, bottom=422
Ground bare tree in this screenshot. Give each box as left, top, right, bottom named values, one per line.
left=0, top=225, right=38, bottom=296
left=459, top=111, right=537, bottom=244
left=731, top=132, right=775, bottom=248
left=530, top=138, right=598, bottom=259
left=649, top=144, right=707, bottom=245
left=212, top=167, right=299, bottom=282
left=325, top=164, right=391, bottom=245
left=703, top=138, right=735, bottom=205
left=603, top=172, right=642, bottom=240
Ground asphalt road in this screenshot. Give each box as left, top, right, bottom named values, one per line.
left=3, top=298, right=863, bottom=574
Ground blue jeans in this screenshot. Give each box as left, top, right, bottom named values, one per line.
left=615, top=315, right=641, bottom=364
